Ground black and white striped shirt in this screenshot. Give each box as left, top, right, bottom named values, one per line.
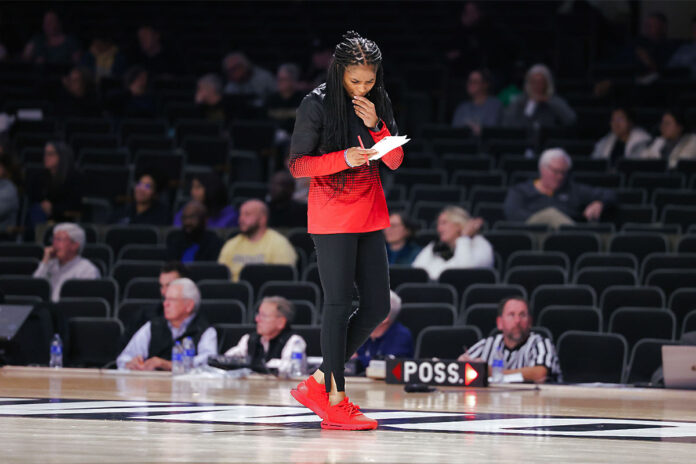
left=467, top=332, right=561, bottom=382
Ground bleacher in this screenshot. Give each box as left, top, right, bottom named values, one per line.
left=0, top=2, right=695, bottom=384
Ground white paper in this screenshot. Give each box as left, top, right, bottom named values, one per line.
left=368, top=135, right=410, bottom=160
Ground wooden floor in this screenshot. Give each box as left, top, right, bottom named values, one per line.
left=0, top=366, right=694, bottom=463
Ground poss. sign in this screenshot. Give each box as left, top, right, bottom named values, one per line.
left=386, top=359, right=488, bottom=387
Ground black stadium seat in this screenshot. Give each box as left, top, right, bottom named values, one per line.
left=557, top=331, right=628, bottom=384
left=415, top=326, right=482, bottom=359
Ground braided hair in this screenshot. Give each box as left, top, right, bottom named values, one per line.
left=321, top=31, right=394, bottom=192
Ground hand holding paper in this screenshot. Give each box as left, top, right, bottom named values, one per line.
left=368, top=135, right=410, bottom=160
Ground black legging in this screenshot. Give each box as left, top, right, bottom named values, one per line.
left=312, top=231, right=390, bottom=393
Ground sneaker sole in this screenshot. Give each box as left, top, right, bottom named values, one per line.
left=320, top=420, right=378, bottom=430
left=290, top=388, right=328, bottom=420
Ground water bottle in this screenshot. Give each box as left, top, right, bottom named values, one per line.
left=172, top=341, right=185, bottom=375
left=49, top=334, right=63, bottom=368
left=490, top=344, right=504, bottom=384
left=182, top=337, right=195, bottom=372
left=289, top=351, right=305, bottom=378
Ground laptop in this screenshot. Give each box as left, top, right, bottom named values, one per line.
left=662, top=345, right=696, bottom=390
left=0, top=305, right=34, bottom=342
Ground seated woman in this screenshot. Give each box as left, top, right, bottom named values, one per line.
left=173, top=172, right=238, bottom=228
left=111, top=169, right=171, bottom=225
left=384, top=212, right=421, bottom=266
left=413, top=206, right=494, bottom=281
left=502, top=63, right=576, bottom=129
left=451, top=69, right=502, bottom=134
left=640, top=109, right=696, bottom=169
left=27, top=141, right=82, bottom=227
left=591, top=107, right=651, bottom=163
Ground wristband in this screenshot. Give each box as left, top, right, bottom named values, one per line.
left=344, top=149, right=357, bottom=168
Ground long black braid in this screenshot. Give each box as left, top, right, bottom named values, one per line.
left=322, top=31, right=394, bottom=192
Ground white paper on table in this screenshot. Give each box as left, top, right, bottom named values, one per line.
left=368, top=135, right=410, bottom=160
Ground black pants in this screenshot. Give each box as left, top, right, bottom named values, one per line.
left=312, top=231, right=390, bottom=393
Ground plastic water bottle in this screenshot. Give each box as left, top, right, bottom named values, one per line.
left=172, top=341, right=185, bottom=375
left=49, top=334, right=63, bottom=368
left=182, top=337, right=195, bottom=372
left=289, top=351, right=305, bottom=378
left=490, top=344, right=504, bottom=383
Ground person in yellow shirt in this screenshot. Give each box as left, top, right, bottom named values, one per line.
left=218, top=199, right=297, bottom=281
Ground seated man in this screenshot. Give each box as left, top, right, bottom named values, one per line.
left=166, top=200, right=223, bottom=262
left=33, top=223, right=100, bottom=301
left=503, top=148, right=616, bottom=229
left=354, top=291, right=413, bottom=372
left=459, top=297, right=561, bottom=383
left=218, top=199, right=297, bottom=281
left=118, top=261, right=187, bottom=349
left=224, top=296, right=305, bottom=372
left=116, top=278, right=217, bottom=370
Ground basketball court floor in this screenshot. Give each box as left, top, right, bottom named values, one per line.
left=0, top=366, right=694, bottom=463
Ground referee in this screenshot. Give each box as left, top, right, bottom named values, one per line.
left=459, top=297, right=561, bottom=383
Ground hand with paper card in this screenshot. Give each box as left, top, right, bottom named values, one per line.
left=368, top=135, right=410, bottom=160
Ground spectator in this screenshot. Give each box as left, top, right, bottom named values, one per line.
left=80, top=35, right=127, bottom=81
left=444, top=1, right=517, bottom=78
left=668, top=16, right=696, bottom=78
left=116, top=278, right=217, bottom=371
left=195, top=73, right=226, bottom=122
left=266, top=63, right=304, bottom=133
left=451, top=69, right=502, bottom=134
left=632, top=12, right=677, bottom=76
left=119, top=261, right=188, bottom=349
left=27, top=141, right=82, bottom=226
left=640, top=109, right=696, bottom=168
left=502, top=64, right=576, bottom=128
left=224, top=296, right=306, bottom=372
left=0, top=151, right=20, bottom=236
left=222, top=52, right=276, bottom=101
left=458, top=297, right=561, bottom=383
left=33, top=223, right=100, bottom=302
left=300, top=37, right=332, bottom=90
left=173, top=172, right=238, bottom=228
left=267, top=171, right=307, bottom=229
left=591, top=107, right=651, bottom=163
left=384, top=212, right=421, bottom=266
left=413, top=206, right=494, bottom=280
left=354, top=291, right=413, bottom=372
left=55, top=66, right=100, bottom=117
left=132, top=24, right=175, bottom=75
left=110, top=170, right=171, bottom=225
left=166, top=201, right=223, bottom=262
left=217, top=199, right=297, bottom=281
left=22, top=10, right=80, bottom=64
left=504, top=148, right=616, bottom=228
left=105, top=66, right=157, bottom=118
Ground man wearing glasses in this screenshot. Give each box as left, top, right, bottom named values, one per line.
left=116, top=277, right=217, bottom=370
left=33, top=223, right=100, bottom=302
left=224, top=296, right=305, bottom=373
left=503, top=148, right=616, bottom=229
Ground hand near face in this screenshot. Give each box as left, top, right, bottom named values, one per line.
left=461, top=218, right=484, bottom=237
left=352, top=96, right=379, bottom=129
left=42, top=246, right=56, bottom=263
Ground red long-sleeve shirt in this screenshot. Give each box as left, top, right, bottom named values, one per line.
left=289, top=122, right=403, bottom=234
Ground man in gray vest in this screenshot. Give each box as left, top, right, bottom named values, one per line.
left=116, top=278, right=217, bottom=370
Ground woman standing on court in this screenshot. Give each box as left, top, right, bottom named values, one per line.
left=288, top=31, right=404, bottom=430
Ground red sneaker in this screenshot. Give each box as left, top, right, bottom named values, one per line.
left=320, top=397, right=377, bottom=430
left=290, top=376, right=329, bottom=419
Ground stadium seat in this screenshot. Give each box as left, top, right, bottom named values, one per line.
left=60, top=278, right=119, bottom=311
left=600, top=286, right=665, bottom=330
left=624, top=338, right=679, bottom=384
left=124, top=277, right=161, bottom=300
left=669, top=289, right=696, bottom=334
left=504, top=266, right=567, bottom=296
left=542, top=232, right=600, bottom=264
left=531, top=284, right=596, bottom=317
left=257, top=281, right=321, bottom=309
left=396, top=303, right=457, bottom=340
left=608, top=307, right=676, bottom=350
left=461, top=303, right=498, bottom=336
left=239, top=264, right=297, bottom=295
left=415, top=326, right=482, bottom=359
left=537, top=306, right=602, bottom=341
left=396, top=282, right=458, bottom=308
left=645, top=270, right=696, bottom=300
left=0, top=276, right=51, bottom=301
left=573, top=268, right=637, bottom=300
left=199, top=299, right=245, bottom=325
left=438, top=268, right=499, bottom=299
left=66, top=317, right=123, bottom=368
left=557, top=331, right=628, bottom=383
left=111, top=261, right=163, bottom=298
